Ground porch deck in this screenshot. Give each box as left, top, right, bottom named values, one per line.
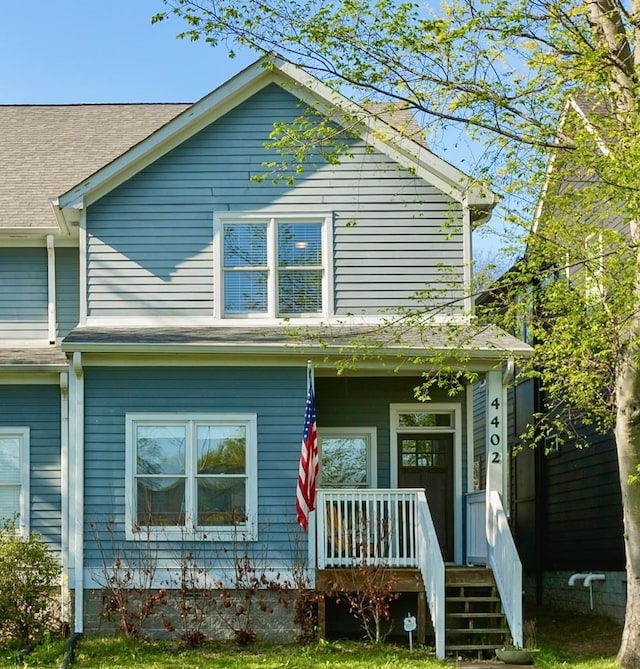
left=312, top=489, right=522, bottom=658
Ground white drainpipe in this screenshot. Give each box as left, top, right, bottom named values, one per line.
left=46, top=235, right=57, bottom=344
left=60, top=372, right=70, bottom=625
left=568, top=572, right=606, bottom=609
left=71, top=352, right=84, bottom=633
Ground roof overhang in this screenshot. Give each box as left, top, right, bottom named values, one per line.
left=62, top=323, right=531, bottom=373
left=55, top=56, right=496, bottom=227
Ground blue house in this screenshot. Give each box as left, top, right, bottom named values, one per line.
left=0, top=57, right=530, bottom=656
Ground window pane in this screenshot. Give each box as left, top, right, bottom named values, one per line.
left=137, top=477, right=185, bottom=526
left=136, top=426, right=185, bottom=475
left=223, top=223, right=267, bottom=267
left=0, top=438, right=20, bottom=484
left=398, top=412, right=452, bottom=427
left=0, top=486, right=20, bottom=520
left=197, top=478, right=246, bottom=525
left=224, top=271, right=267, bottom=313
left=321, top=437, right=368, bottom=487
left=197, top=425, right=246, bottom=474
left=278, top=222, right=321, bottom=266
left=278, top=270, right=322, bottom=313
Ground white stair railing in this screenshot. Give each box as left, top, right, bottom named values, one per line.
left=487, top=490, right=523, bottom=648
left=415, top=490, right=445, bottom=660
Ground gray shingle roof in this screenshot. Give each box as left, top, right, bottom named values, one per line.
left=0, top=347, right=68, bottom=370
left=62, top=323, right=531, bottom=360
left=0, top=103, right=189, bottom=229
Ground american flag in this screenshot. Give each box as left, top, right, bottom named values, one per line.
left=296, top=375, right=318, bottom=531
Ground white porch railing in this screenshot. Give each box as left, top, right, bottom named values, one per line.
left=415, top=490, right=445, bottom=660
left=316, top=489, right=419, bottom=568
left=315, top=489, right=445, bottom=659
left=487, top=490, right=523, bottom=648
left=466, top=491, right=487, bottom=565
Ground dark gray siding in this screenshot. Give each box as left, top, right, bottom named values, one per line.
left=56, top=246, right=80, bottom=338
left=0, top=248, right=48, bottom=341
left=86, top=84, right=464, bottom=319
left=542, top=428, right=624, bottom=571
left=316, top=376, right=463, bottom=489
left=0, top=385, right=62, bottom=551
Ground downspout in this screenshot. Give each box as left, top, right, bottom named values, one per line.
left=72, top=353, right=84, bottom=634
left=60, top=372, right=70, bottom=627
left=46, top=235, right=57, bottom=344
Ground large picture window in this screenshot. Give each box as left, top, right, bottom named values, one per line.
left=126, top=414, right=257, bottom=540
left=215, top=213, right=330, bottom=318
left=0, top=428, right=29, bottom=534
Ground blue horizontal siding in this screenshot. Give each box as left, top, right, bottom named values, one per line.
left=0, top=248, right=48, bottom=340
left=86, top=83, right=465, bottom=319
left=0, top=385, right=62, bottom=552
left=83, top=365, right=307, bottom=568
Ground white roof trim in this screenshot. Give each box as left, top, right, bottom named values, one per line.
left=57, top=56, right=495, bottom=215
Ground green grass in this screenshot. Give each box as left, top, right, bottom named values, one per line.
left=1, top=637, right=620, bottom=669
left=1, top=606, right=623, bottom=668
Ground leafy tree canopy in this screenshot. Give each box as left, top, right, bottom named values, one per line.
left=153, top=2, right=640, bottom=665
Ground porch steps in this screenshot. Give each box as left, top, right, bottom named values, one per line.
left=445, top=566, right=508, bottom=659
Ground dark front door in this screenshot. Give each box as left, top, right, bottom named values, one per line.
left=398, top=433, right=454, bottom=561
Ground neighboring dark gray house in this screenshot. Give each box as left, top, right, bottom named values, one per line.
left=0, top=56, right=531, bottom=655
left=473, top=95, right=626, bottom=625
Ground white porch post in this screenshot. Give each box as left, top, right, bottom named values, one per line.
left=485, top=370, right=505, bottom=496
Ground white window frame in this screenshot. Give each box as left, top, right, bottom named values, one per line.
left=317, top=427, right=377, bottom=488
left=213, top=211, right=333, bottom=320
left=0, top=427, right=29, bottom=536
left=125, top=413, right=257, bottom=541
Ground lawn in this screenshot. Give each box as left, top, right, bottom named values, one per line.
left=0, top=605, right=623, bottom=668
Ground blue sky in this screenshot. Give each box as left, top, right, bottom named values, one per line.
left=0, top=0, right=253, bottom=104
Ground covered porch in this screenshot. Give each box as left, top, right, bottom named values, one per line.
left=309, top=488, right=522, bottom=659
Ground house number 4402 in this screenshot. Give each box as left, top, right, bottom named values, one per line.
left=490, top=396, right=501, bottom=463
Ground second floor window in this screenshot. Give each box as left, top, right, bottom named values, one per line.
left=216, top=214, right=328, bottom=318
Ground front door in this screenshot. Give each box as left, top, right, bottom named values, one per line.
left=398, top=433, right=454, bottom=561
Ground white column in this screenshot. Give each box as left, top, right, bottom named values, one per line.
left=485, top=370, right=505, bottom=496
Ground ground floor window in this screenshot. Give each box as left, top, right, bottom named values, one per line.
left=318, top=427, right=377, bottom=488
left=0, top=427, right=29, bottom=534
left=125, top=413, right=257, bottom=540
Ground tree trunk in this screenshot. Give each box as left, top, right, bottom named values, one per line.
left=614, top=344, right=640, bottom=668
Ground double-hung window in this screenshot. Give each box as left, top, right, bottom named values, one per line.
left=215, top=213, right=330, bottom=318
left=126, top=413, right=257, bottom=540
left=0, top=427, right=29, bottom=534
left=318, top=428, right=377, bottom=488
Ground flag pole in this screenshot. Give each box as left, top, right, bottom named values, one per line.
left=296, top=359, right=318, bottom=531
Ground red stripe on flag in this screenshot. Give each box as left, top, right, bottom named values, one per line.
left=296, top=380, right=318, bottom=531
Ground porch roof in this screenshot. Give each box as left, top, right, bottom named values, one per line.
left=62, top=322, right=531, bottom=368
left=0, top=346, right=69, bottom=371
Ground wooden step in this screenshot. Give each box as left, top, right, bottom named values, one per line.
left=444, top=565, right=508, bottom=658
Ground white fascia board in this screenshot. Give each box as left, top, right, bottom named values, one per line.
left=275, top=59, right=496, bottom=210
left=58, top=58, right=278, bottom=210
left=0, top=226, right=62, bottom=240
left=58, top=55, right=495, bottom=215
left=59, top=341, right=530, bottom=367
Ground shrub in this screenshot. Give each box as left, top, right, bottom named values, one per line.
left=0, top=517, right=61, bottom=644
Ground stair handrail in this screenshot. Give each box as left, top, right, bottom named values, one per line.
left=486, top=490, right=523, bottom=648
left=416, top=490, right=445, bottom=659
